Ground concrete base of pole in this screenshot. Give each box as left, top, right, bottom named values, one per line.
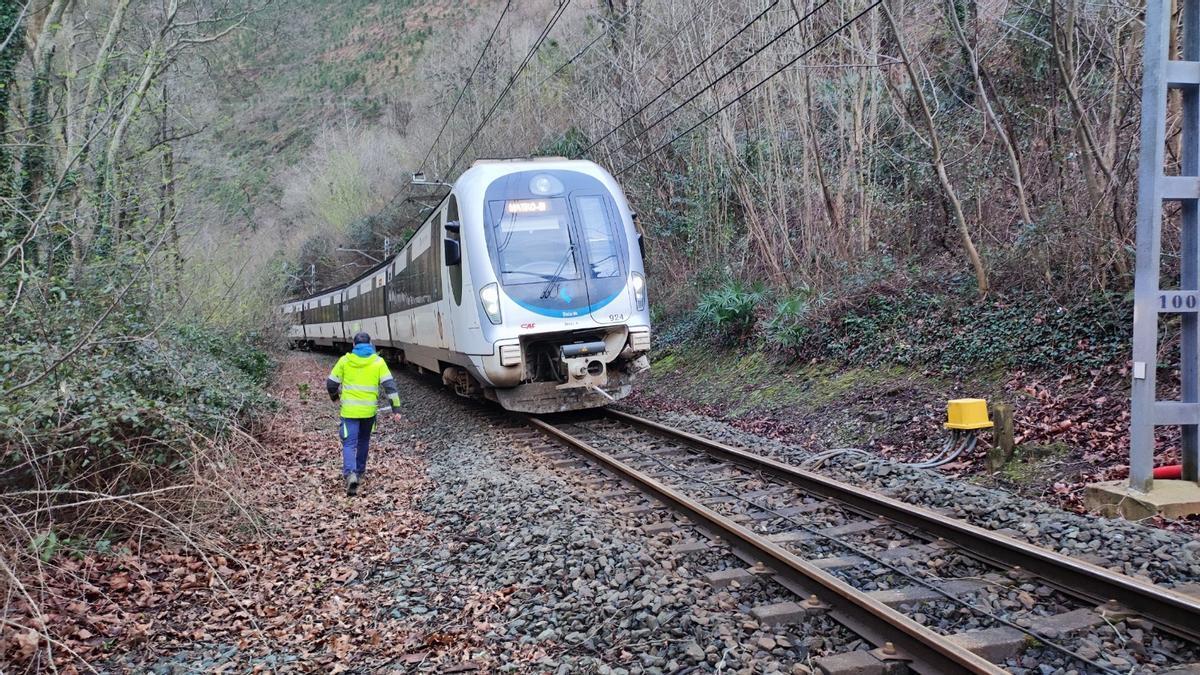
left=1085, top=480, right=1200, bottom=520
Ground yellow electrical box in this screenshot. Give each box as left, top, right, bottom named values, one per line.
left=945, top=398, right=994, bottom=430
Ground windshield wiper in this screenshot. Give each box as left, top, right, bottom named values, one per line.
left=501, top=269, right=554, bottom=280
left=539, top=244, right=576, bottom=299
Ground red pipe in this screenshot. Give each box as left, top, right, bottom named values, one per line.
left=1154, top=464, right=1183, bottom=479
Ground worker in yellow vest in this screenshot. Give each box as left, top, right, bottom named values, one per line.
left=325, top=333, right=401, bottom=496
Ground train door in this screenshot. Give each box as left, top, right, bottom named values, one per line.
left=570, top=193, right=629, bottom=324
left=346, top=286, right=359, bottom=335
left=436, top=206, right=455, bottom=352
left=444, top=194, right=481, bottom=351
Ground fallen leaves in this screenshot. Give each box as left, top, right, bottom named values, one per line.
left=3, top=354, right=434, bottom=671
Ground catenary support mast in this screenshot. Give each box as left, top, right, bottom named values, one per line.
left=1131, top=0, right=1200, bottom=492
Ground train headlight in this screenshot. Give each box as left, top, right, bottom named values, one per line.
left=631, top=272, right=646, bottom=311
left=529, top=174, right=564, bottom=195
left=480, top=283, right=503, bottom=324
left=499, top=344, right=522, bottom=366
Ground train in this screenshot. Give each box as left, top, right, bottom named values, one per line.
left=280, top=157, right=652, bottom=413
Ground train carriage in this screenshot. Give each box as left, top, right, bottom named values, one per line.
left=283, top=157, right=652, bottom=413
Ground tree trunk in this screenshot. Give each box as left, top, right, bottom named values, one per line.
left=0, top=2, right=27, bottom=206
left=943, top=0, right=1034, bottom=229
left=882, top=2, right=989, bottom=295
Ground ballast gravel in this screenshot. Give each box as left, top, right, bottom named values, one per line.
left=385, top=375, right=864, bottom=673
left=616, top=406, right=1200, bottom=588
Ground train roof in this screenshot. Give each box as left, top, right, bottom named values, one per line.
left=289, top=254, right=393, bottom=304
left=283, top=156, right=611, bottom=305
left=471, top=156, right=567, bottom=164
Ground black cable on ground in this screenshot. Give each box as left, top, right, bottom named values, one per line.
left=571, top=421, right=1122, bottom=675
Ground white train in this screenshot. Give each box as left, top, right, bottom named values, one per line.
left=280, top=158, right=652, bottom=413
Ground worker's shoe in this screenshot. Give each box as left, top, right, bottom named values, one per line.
left=345, top=472, right=359, bottom=497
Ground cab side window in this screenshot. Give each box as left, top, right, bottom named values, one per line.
left=447, top=195, right=463, bottom=306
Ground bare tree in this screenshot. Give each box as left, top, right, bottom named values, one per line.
left=881, top=1, right=988, bottom=295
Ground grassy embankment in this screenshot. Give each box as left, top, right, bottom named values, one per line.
left=638, top=273, right=1139, bottom=506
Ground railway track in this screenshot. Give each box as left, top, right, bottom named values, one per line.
left=513, top=409, right=1200, bottom=674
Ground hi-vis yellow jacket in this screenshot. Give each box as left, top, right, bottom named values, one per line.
left=325, top=353, right=401, bottom=419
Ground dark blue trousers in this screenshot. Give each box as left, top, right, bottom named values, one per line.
left=340, top=417, right=375, bottom=476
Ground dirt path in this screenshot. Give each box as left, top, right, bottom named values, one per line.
left=12, top=353, right=434, bottom=672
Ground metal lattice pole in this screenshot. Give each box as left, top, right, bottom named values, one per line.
left=1131, top=0, right=1200, bottom=493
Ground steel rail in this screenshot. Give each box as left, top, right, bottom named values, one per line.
left=604, top=408, right=1200, bottom=644
left=526, top=416, right=1005, bottom=674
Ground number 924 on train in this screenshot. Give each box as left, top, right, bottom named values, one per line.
left=279, top=157, right=652, bottom=413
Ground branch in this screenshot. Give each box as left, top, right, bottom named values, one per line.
left=2, top=226, right=173, bottom=398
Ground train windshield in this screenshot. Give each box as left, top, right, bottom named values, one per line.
left=491, top=197, right=581, bottom=285
left=575, top=195, right=621, bottom=279
left=483, top=168, right=631, bottom=319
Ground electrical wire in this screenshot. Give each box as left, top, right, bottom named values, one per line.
left=615, top=0, right=881, bottom=177
left=376, top=0, right=570, bottom=241
left=418, top=0, right=514, bottom=174
left=529, top=4, right=637, bottom=93
left=444, top=0, right=574, bottom=177
left=599, top=0, right=833, bottom=161
left=574, top=0, right=784, bottom=158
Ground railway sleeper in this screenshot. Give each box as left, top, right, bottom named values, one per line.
left=640, top=520, right=679, bottom=535
left=741, top=486, right=796, bottom=500
left=875, top=545, right=936, bottom=561
left=768, top=530, right=815, bottom=544
left=551, top=458, right=588, bottom=469
left=821, top=519, right=889, bottom=537
left=811, top=555, right=871, bottom=570
left=746, top=502, right=829, bottom=521
left=811, top=648, right=904, bottom=675
left=617, top=503, right=658, bottom=517
left=668, top=540, right=710, bottom=555
left=703, top=567, right=757, bottom=589
left=866, top=579, right=989, bottom=609
left=944, top=626, right=1030, bottom=662
left=945, top=607, right=1112, bottom=662
left=750, top=600, right=810, bottom=626
left=591, top=488, right=636, bottom=499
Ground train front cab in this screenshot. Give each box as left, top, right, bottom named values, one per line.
left=452, top=161, right=651, bottom=413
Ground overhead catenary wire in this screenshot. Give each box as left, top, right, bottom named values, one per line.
left=642, top=0, right=720, bottom=65
left=444, top=0, right=573, bottom=178
left=600, top=0, right=833, bottom=163
left=418, top=0, right=514, bottom=175
left=379, top=0, right=567, bottom=231
left=615, top=0, right=883, bottom=177
left=523, top=0, right=719, bottom=140
left=574, top=0, right=784, bottom=158
left=529, top=4, right=638, bottom=92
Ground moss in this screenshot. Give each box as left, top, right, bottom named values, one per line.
left=651, top=351, right=679, bottom=374
left=646, top=345, right=940, bottom=417
left=1001, top=443, right=1070, bottom=483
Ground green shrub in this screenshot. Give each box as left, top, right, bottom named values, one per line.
left=766, top=288, right=816, bottom=351
left=675, top=268, right=1131, bottom=377
left=0, top=303, right=277, bottom=504
left=698, top=281, right=764, bottom=336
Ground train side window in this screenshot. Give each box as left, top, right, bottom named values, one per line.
left=447, top=195, right=463, bottom=306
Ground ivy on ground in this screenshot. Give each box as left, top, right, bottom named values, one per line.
left=678, top=272, right=1131, bottom=377
left=0, top=303, right=276, bottom=494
